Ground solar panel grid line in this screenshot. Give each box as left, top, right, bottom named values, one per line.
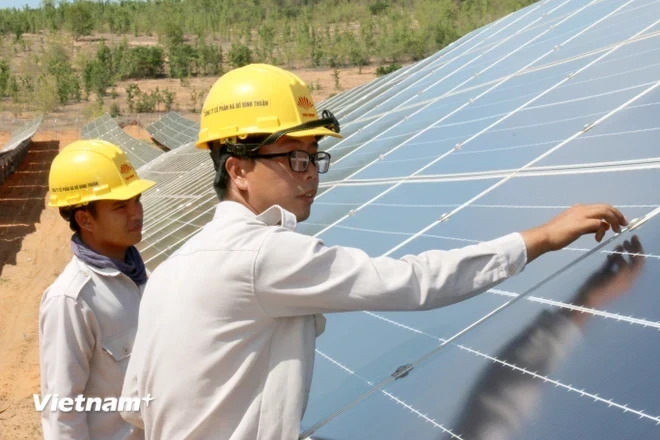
left=141, top=195, right=214, bottom=243
left=143, top=202, right=219, bottom=264
left=322, top=0, right=635, bottom=177
left=331, top=11, right=541, bottom=126
left=328, top=118, right=660, bottom=172
left=300, top=223, right=660, bottom=264
left=312, top=22, right=660, bottom=239
left=337, top=0, right=587, bottom=128
left=488, top=289, right=660, bottom=329
left=456, top=345, right=660, bottom=423
left=375, top=80, right=660, bottom=257
left=312, top=202, right=660, bottom=213
left=303, top=203, right=660, bottom=437
left=81, top=114, right=163, bottom=166
left=141, top=195, right=217, bottom=245
left=141, top=189, right=215, bottom=239
left=142, top=188, right=214, bottom=236
left=311, top=350, right=467, bottom=440
left=322, top=157, right=660, bottom=188
left=318, top=8, right=612, bottom=183
left=140, top=167, right=215, bottom=227
left=141, top=164, right=211, bottom=208
left=331, top=22, right=501, bottom=121
left=147, top=113, right=200, bottom=150
left=346, top=15, right=660, bottom=169
left=326, top=0, right=557, bottom=149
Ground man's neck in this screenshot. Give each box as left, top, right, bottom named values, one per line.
left=224, top=192, right=261, bottom=216
left=78, top=232, right=127, bottom=262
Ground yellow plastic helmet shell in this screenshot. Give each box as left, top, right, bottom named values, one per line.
left=48, top=139, right=156, bottom=208
left=196, top=63, right=342, bottom=149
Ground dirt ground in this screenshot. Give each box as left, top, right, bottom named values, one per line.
left=0, top=130, right=81, bottom=440
left=0, top=65, right=375, bottom=439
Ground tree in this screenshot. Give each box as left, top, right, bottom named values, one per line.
left=67, top=1, right=94, bottom=39
left=45, top=44, right=82, bottom=105
left=0, top=60, right=10, bottom=97
left=228, top=43, right=252, bottom=68
left=169, top=44, right=198, bottom=79
left=196, top=41, right=223, bottom=76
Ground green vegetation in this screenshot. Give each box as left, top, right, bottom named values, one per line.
left=0, top=0, right=538, bottom=114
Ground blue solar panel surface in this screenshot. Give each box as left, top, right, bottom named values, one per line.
left=81, top=114, right=163, bottom=167
left=146, top=112, right=200, bottom=150
left=135, top=0, right=660, bottom=437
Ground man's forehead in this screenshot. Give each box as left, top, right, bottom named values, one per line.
left=270, top=136, right=318, bottom=151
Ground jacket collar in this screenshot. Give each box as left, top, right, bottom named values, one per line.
left=73, top=255, right=122, bottom=277
left=213, top=201, right=298, bottom=231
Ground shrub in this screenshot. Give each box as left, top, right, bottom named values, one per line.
left=376, top=63, right=401, bottom=76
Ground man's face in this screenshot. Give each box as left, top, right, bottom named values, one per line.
left=244, top=135, right=321, bottom=222
left=83, top=195, right=145, bottom=249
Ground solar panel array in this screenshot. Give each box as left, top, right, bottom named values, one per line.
left=0, top=115, right=43, bottom=186
left=80, top=113, right=163, bottom=167
left=146, top=112, right=200, bottom=150
left=137, top=0, right=660, bottom=437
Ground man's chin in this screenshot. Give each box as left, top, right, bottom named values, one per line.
left=127, top=231, right=143, bottom=245
left=295, top=207, right=312, bottom=223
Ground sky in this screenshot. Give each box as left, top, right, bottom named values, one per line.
left=1, top=0, right=50, bottom=9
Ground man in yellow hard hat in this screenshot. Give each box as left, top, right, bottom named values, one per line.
left=121, top=64, right=627, bottom=440
left=39, top=140, right=154, bottom=440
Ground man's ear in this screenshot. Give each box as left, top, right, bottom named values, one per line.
left=225, top=156, right=250, bottom=192
left=74, top=209, right=94, bottom=232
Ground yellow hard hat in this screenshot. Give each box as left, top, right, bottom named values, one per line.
left=48, top=139, right=155, bottom=208
left=196, top=64, right=342, bottom=154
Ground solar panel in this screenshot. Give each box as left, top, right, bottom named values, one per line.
left=0, top=115, right=43, bottom=186
left=80, top=113, right=163, bottom=167
left=146, top=112, right=200, bottom=150
left=137, top=0, right=660, bottom=437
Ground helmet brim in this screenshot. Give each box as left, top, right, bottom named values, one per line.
left=47, top=178, right=156, bottom=208
left=109, top=178, right=157, bottom=201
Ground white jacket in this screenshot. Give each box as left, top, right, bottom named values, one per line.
left=39, top=255, right=145, bottom=440
left=121, top=201, right=527, bottom=440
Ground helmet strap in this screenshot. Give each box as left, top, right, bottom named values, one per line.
left=224, top=110, right=340, bottom=157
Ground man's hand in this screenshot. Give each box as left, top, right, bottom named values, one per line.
left=521, top=204, right=628, bottom=263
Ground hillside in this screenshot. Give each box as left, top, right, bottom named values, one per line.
left=0, top=0, right=538, bottom=122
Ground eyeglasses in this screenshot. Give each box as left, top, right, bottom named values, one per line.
left=249, top=150, right=332, bottom=174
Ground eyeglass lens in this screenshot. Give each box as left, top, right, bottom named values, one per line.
left=290, top=151, right=330, bottom=174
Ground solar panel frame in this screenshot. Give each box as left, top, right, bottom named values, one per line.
left=0, top=115, right=43, bottom=186
left=146, top=112, right=200, bottom=150
left=80, top=113, right=163, bottom=167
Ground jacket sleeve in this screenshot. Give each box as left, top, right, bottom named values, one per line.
left=39, top=295, right=94, bottom=440
left=119, top=345, right=145, bottom=429
left=253, top=228, right=528, bottom=317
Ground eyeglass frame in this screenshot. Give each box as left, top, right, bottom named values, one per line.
left=248, top=150, right=332, bottom=174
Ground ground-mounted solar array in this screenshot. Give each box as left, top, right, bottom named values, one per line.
left=0, top=115, right=43, bottom=186
left=80, top=113, right=163, bottom=167
left=135, top=0, right=660, bottom=438
left=146, top=112, right=200, bottom=150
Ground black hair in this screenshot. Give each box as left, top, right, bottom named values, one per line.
left=59, top=203, right=97, bottom=233
left=209, top=136, right=268, bottom=201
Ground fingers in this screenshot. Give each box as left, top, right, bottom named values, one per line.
left=586, top=205, right=625, bottom=233
left=595, top=221, right=609, bottom=242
